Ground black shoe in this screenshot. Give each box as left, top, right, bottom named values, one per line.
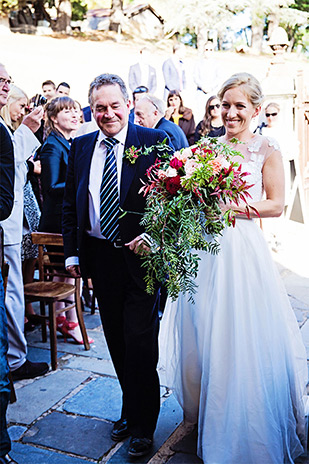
left=11, top=359, right=49, bottom=381
left=111, top=418, right=130, bottom=441
left=128, top=437, right=153, bottom=457
left=0, top=454, right=18, bottom=463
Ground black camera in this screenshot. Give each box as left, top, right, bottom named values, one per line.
left=33, top=94, right=47, bottom=107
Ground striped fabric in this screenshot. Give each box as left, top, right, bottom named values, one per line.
left=100, top=137, right=120, bottom=242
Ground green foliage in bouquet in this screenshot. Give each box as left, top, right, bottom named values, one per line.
left=140, top=138, right=254, bottom=302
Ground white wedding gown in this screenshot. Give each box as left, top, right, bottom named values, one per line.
left=159, top=135, right=308, bottom=464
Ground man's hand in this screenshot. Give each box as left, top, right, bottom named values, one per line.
left=125, top=235, right=150, bottom=255
left=22, top=106, right=43, bottom=133
left=66, top=265, right=81, bottom=278
left=28, top=156, right=41, bottom=174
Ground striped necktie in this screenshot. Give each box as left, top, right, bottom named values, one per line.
left=100, top=137, right=120, bottom=242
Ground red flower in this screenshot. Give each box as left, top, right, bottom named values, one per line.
left=165, top=176, right=181, bottom=195
left=170, top=157, right=183, bottom=170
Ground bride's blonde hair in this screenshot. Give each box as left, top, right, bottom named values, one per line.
left=218, top=73, right=264, bottom=108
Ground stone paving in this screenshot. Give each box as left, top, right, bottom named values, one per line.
left=7, top=221, right=309, bottom=464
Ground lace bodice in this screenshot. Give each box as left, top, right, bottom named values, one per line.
left=223, top=134, right=281, bottom=203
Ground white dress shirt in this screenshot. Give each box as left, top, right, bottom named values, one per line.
left=0, top=118, right=40, bottom=245
left=66, top=124, right=128, bottom=267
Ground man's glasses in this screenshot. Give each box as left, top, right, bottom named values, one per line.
left=0, top=77, right=13, bottom=86
left=265, top=112, right=278, bottom=117
left=209, top=104, right=220, bottom=110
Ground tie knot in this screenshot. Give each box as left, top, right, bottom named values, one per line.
left=104, top=137, right=119, bottom=151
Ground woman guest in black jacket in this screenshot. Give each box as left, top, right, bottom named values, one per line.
left=39, top=96, right=93, bottom=345
left=165, top=90, right=195, bottom=145
left=39, top=97, right=78, bottom=232
left=194, top=95, right=225, bottom=142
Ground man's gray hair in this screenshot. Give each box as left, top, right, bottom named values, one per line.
left=142, top=95, right=165, bottom=115
left=88, top=73, right=129, bottom=106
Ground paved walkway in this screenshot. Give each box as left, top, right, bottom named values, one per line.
left=7, top=219, right=309, bottom=464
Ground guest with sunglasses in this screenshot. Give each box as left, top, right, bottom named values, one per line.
left=194, top=95, right=225, bottom=142
left=128, top=85, right=149, bottom=124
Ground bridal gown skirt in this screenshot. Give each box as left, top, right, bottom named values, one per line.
left=159, top=219, right=308, bottom=464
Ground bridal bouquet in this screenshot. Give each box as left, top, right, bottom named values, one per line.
left=140, top=137, right=254, bottom=301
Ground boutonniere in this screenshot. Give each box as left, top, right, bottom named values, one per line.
left=124, top=145, right=144, bottom=164
left=124, top=138, right=173, bottom=165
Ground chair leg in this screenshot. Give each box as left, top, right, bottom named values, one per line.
left=49, top=303, right=57, bottom=370
left=75, top=280, right=90, bottom=351
left=40, top=300, right=47, bottom=342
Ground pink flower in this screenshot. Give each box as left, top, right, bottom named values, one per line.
left=157, top=169, right=167, bottom=180
left=170, top=157, right=183, bottom=170
left=175, top=147, right=192, bottom=163
left=184, top=158, right=199, bottom=177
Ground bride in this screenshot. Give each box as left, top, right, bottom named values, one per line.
left=159, top=73, right=308, bottom=464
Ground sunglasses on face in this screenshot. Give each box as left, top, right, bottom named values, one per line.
left=265, top=112, right=278, bottom=117
left=133, top=86, right=148, bottom=95
left=209, top=104, right=220, bottom=110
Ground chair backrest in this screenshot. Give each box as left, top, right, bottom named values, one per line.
left=31, top=232, right=68, bottom=282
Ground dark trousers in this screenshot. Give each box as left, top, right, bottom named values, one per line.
left=0, top=269, right=11, bottom=457
left=85, top=236, right=160, bottom=439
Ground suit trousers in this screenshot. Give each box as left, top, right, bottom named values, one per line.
left=0, top=269, right=11, bottom=456
left=5, top=243, right=27, bottom=370
left=85, top=236, right=160, bottom=439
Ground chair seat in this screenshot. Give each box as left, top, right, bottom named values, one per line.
left=24, top=282, right=75, bottom=301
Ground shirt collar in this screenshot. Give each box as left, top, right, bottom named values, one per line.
left=98, top=124, right=128, bottom=147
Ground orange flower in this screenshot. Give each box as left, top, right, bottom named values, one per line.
left=208, top=158, right=223, bottom=175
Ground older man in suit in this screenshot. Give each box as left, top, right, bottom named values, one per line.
left=0, top=68, right=16, bottom=464
left=135, top=94, right=189, bottom=151
left=62, top=74, right=171, bottom=458
left=0, top=63, right=49, bottom=383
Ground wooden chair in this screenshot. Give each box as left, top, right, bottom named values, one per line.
left=24, top=232, right=90, bottom=370
left=0, top=226, right=16, bottom=403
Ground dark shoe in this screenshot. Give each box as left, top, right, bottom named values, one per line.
left=128, top=437, right=153, bottom=457
left=0, top=454, right=18, bottom=463
left=11, top=359, right=49, bottom=381
left=24, top=320, right=36, bottom=332
left=111, top=418, right=130, bottom=441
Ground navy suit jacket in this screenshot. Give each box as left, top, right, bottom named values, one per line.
left=62, top=122, right=171, bottom=276
left=155, top=117, right=189, bottom=151
left=0, top=123, right=14, bottom=221
left=39, top=131, right=70, bottom=233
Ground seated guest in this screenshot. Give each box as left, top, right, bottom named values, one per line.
left=39, top=96, right=93, bottom=345
left=194, top=95, right=225, bottom=142
left=135, top=94, right=189, bottom=150
left=165, top=90, right=195, bottom=145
